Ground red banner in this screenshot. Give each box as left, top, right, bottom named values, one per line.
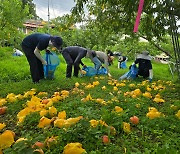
left=133, top=0, right=144, bottom=32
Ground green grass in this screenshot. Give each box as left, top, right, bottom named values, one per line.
left=0, top=47, right=180, bottom=154
left=0, top=50, right=178, bottom=96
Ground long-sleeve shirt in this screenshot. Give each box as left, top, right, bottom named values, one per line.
left=22, top=33, right=50, bottom=51
left=88, top=51, right=110, bottom=73
left=62, top=46, right=87, bottom=66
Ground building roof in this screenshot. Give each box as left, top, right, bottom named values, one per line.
left=155, top=53, right=169, bottom=59
left=23, top=20, right=46, bottom=28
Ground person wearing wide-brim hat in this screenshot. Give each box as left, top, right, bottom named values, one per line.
left=21, top=33, right=63, bottom=83
left=133, top=51, right=153, bottom=81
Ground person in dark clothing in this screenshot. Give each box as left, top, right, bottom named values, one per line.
left=21, top=33, right=63, bottom=83
left=107, top=50, right=114, bottom=66
left=62, top=46, right=89, bottom=78
left=107, top=50, right=114, bottom=56
left=133, top=51, right=153, bottom=81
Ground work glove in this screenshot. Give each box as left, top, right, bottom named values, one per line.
left=46, top=49, right=51, bottom=53
left=80, top=69, right=86, bottom=75
left=46, top=49, right=53, bottom=55
left=108, top=73, right=112, bottom=77
left=83, top=65, right=87, bottom=68
left=42, top=60, right=47, bottom=65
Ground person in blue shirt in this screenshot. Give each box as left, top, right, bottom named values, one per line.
left=21, top=33, right=63, bottom=83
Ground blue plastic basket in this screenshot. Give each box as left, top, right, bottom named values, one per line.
left=43, top=52, right=60, bottom=79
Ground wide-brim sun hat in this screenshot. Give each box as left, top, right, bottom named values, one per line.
left=137, top=51, right=152, bottom=60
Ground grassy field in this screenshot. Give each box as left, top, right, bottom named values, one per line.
left=0, top=47, right=180, bottom=154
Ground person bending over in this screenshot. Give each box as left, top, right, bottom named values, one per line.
left=86, top=50, right=114, bottom=77
left=21, top=33, right=63, bottom=83
left=62, top=46, right=94, bottom=78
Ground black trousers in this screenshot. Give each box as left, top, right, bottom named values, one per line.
left=138, top=69, right=149, bottom=78
left=62, top=52, right=80, bottom=78
left=21, top=44, right=44, bottom=82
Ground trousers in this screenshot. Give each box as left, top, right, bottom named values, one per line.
left=92, top=57, right=102, bottom=70
left=62, top=51, right=80, bottom=78
left=21, top=44, right=44, bottom=82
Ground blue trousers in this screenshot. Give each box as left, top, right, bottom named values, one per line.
left=92, top=57, right=102, bottom=70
